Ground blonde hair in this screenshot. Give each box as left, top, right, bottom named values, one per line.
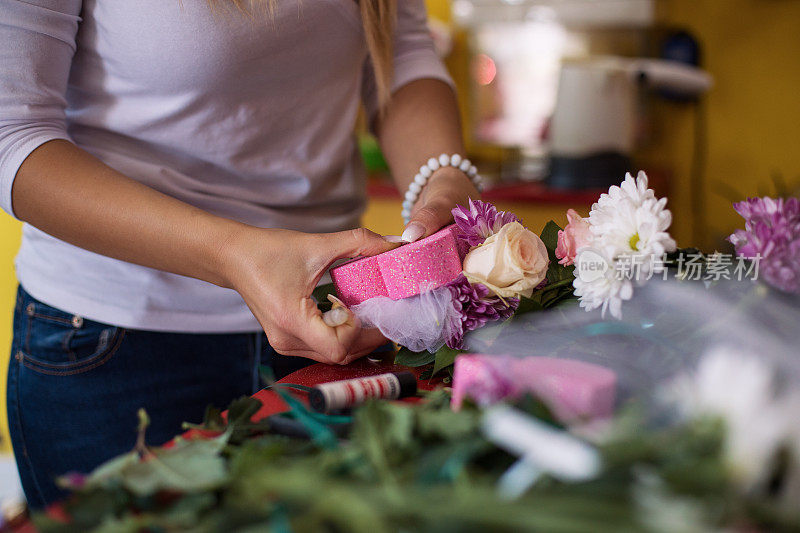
left=219, top=0, right=396, bottom=110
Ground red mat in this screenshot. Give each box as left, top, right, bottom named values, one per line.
left=249, top=354, right=440, bottom=422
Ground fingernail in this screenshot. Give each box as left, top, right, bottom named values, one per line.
left=327, top=294, right=347, bottom=308
left=383, top=235, right=404, bottom=243
left=323, top=307, right=350, bottom=327
left=401, top=222, right=425, bottom=243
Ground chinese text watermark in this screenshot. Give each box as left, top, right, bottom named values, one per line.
left=574, top=249, right=761, bottom=283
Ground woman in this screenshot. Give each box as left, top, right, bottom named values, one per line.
left=0, top=0, right=478, bottom=507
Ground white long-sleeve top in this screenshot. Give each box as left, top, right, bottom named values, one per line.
left=0, top=0, right=451, bottom=332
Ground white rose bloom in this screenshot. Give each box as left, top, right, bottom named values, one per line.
left=462, top=221, right=549, bottom=299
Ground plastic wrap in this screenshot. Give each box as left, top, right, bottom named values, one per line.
left=463, top=278, right=800, bottom=418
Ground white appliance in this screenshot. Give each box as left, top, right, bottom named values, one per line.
left=548, top=56, right=712, bottom=189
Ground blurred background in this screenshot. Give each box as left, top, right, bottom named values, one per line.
left=1, top=0, right=799, bottom=491
left=362, top=0, right=800, bottom=249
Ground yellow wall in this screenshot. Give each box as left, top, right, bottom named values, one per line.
left=0, top=217, right=20, bottom=453
left=641, top=0, right=800, bottom=249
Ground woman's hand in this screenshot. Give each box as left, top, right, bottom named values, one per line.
left=218, top=226, right=398, bottom=365
left=401, top=167, right=481, bottom=242
left=371, top=78, right=479, bottom=243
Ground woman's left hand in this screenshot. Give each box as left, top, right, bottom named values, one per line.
left=401, top=167, right=481, bottom=242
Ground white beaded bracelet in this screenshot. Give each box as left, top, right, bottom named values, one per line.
left=401, top=153, right=484, bottom=224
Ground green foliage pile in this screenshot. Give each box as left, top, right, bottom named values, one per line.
left=35, top=388, right=800, bottom=533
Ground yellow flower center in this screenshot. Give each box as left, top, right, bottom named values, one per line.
left=629, top=233, right=640, bottom=250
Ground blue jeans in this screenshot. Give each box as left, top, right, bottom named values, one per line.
left=6, top=286, right=314, bottom=509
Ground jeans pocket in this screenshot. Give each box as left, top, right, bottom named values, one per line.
left=19, top=300, right=125, bottom=376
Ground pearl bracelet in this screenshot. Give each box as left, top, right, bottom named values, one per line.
left=401, top=153, right=484, bottom=224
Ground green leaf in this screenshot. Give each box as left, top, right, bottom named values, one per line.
left=550, top=295, right=580, bottom=310
left=92, top=515, right=150, bottom=533
left=227, top=396, right=264, bottom=426
left=539, top=220, right=563, bottom=263
left=80, top=433, right=230, bottom=497
left=206, top=404, right=226, bottom=429
left=394, top=346, right=435, bottom=367
left=516, top=296, right=545, bottom=315
left=432, top=346, right=460, bottom=376
left=546, top=263, right=575, bottom=284
left=350, top=401, right=416, bottom=493
left=80, top=452, right=140, bottom=490
left=516, top=394, right=563, bottom=429
left=416, top=408, right=478, bottom=442
left=158, top=493, right=218, bottom=529
left=121, top=436, right=230, bottom=495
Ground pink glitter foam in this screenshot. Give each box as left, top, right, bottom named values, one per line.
left=331, top=224, right=464, bottom=306
left=329, top=255, right=385, bottom=308
left=452, top=354, right=617, bottom=423
left=378, top=226, right=463, bottom=300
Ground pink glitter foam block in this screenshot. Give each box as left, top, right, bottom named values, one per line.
left=518, top=357, right=617, bottom=422
left=378, top=225, right=463, bottom=300
left=331, top=224, right=464, bottom=306
left=450, top=354, right=520, bottom=409
left=452, top=354, right=617, bottom=423
left=329, top=255, right=385, bottom=308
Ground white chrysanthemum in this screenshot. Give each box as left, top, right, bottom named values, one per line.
left=589, top=171, right=677, bottom=273
left=572, top=251, right=633, bottom=320
left=574, top=171, right=677, bottom=319
left=663, top=348, right=800, bottom=495
left=594, top=169, right=656, bottom=209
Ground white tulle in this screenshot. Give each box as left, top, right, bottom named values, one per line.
left=352, top=285, right=460, bottom=353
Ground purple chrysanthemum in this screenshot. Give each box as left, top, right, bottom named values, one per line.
left=445, top=275, right=519, bottom=349
left=728, top=196, right=800, bottom=294
left=452, top=199, right=518, bottom=247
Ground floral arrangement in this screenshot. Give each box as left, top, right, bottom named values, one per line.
left=377, top=170, right=798, bottom=378
left=339, top=172, right=693, bottom=359
left=342, top=199, right=555, bottom=353
left=378, top=172, right=674, bottom=364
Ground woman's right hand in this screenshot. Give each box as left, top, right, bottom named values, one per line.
left=217, top=225, right=398, bottom=365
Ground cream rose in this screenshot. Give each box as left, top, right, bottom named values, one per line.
left=462, top=221, right=549, bottom=298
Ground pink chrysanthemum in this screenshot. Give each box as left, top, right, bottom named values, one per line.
left=729, top=196, right=800, bottom=294
left=445, top=275, right=518, bottom=349
left=452, top=199, right=518, bottom=247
